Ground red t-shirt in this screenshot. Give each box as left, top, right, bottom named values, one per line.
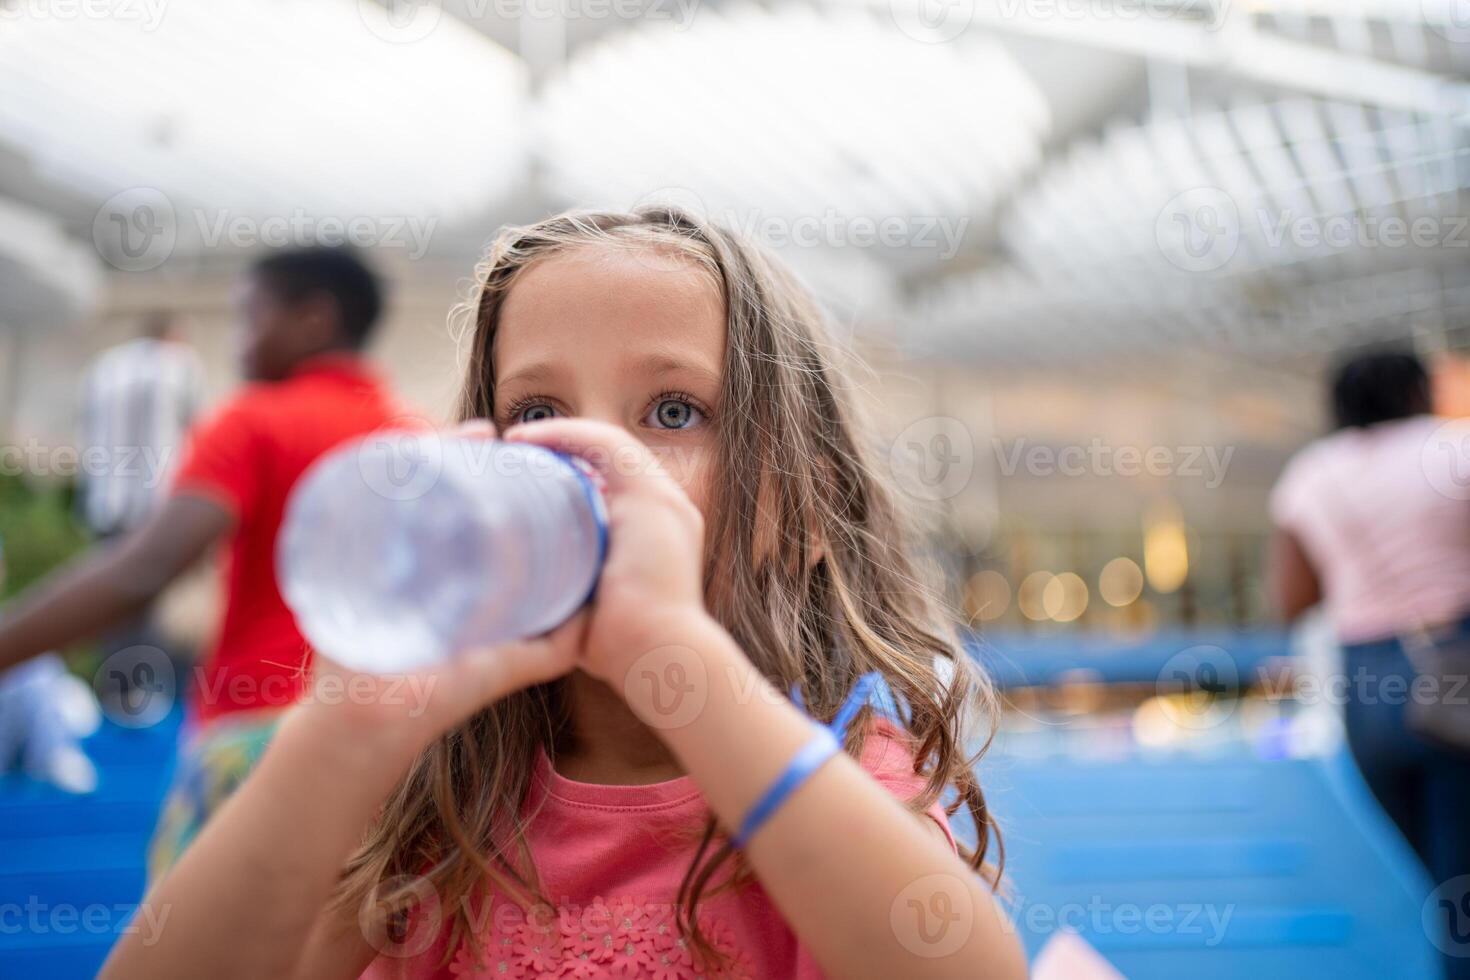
left=170, top=353, right=408, bottom=723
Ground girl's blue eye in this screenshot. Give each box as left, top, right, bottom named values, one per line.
left=647, top=397, right=702, bottom=430
left=519, top=404, right=557, bottom=423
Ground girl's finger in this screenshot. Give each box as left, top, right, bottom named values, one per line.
left=450, top=418, right=498, bottom=440
left=503, top=418, right=662, bottom=493
left=451, top=630, right=579, bottom=713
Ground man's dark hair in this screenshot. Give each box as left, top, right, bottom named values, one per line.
left=1329, top=347, right=1431, bottom=429
left=140, top=311, right=176, bottom=340
left=251, top=245, right=384, bottom=347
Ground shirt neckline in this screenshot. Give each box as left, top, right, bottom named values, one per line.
left=289, top=350, right=375, bottom=381
left=531, top=748, right=704, bottom=811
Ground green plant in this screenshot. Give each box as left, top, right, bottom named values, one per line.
left=0, top=472, right=89, bottom=601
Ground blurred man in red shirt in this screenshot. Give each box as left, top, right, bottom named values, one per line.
left=0, top=245, right=408, bottom=872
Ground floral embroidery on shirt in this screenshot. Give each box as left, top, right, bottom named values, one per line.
left=447, top=895, right=751, bottom=980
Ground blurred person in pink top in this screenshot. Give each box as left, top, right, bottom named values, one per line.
left=1269, top=347, right=1470, bottom=976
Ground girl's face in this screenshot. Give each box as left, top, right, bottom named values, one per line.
left=491, top=246, right=726, bottom=515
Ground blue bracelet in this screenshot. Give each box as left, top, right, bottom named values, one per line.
left=732, top=726, right=840, bottom=848
left=732, top=671, right=882, bottom=849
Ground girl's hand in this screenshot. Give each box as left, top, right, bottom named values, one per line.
left=503, top=417, right=711, bottom=683
left=297, top=419, right=584, bottom=770
left=301, top=616, right=585, bottom=772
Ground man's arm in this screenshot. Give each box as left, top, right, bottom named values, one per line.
left=0, top=494, right=232, bottom=671
left=1267, top=523, right=1322, bottom=623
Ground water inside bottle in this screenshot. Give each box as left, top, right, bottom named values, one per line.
left=278, top=433, right=605, bottom=674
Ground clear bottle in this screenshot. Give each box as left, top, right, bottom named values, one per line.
left=277, top=431, right=606, bottom=674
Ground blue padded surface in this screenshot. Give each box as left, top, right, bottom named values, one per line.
left=970, top=628, right=1290, bottom=689
left=979, top=742, right=1442, bottom=979
left=0, top=665, right=1443, bottom=979
left=0, top=710, right=179, bottom=976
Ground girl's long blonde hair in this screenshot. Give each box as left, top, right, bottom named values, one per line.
left=334, top=206, right=1001, bottom=967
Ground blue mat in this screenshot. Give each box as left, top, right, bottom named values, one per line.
left=969, top=628, right=1291, bottom=689
left=0, top=684, right=1444, bottom=978
left=976, top=739, right=1441, bottom=978
left=0, top=710, right=179, bottom=979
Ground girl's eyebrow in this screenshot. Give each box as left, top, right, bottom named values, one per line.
left=497, top=361, right=563, bottom=390
left=498, top=353, right=721, bottom=393
left=635, top=352, right=721, bottom=385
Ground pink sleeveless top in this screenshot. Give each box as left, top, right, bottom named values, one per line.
left=360, top=727, right=956, bottom=979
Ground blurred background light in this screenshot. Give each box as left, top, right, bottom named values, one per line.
left=1098, top=556, right=1145, bottom=607
left=1143, top=502, right=1191, bottom=595
left=964, top=568, right=1012, bottom=623
left=1017, top=570, right=1055, bottom=622
left=1042, top=570, right=1088, bottom=622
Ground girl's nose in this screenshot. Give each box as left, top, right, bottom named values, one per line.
left=573, top=401, right=633, bottom=435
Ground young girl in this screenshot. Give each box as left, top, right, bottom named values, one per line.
left=101, top=207, right=1026, bottom=979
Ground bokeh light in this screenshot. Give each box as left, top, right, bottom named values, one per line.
left=964, top=569, right=1011, bottom=622
left=1143, top=506, right=1190, bottom=594
left=1098, top=556, right=1144, bottom=607
left=1017, top=571, right=1055, bottom=621
left=1043, top=571, right=1089, bottom=622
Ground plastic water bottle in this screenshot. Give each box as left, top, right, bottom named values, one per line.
left=277, top=431, right=607, bottom=674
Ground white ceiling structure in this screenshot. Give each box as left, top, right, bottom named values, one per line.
left=0, top=1, right=528, bottom=218
left=907, top=96, right=1470, bottom=362
left=0, top=0, right=1464, bottom=362
left=539, top=6, right=1049, bottom=226
left=0, top=0, right=527, bottom=320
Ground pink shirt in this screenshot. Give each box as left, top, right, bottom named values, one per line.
left=361, top=726, right=956, bottom=980
left=1270, top=414, right=1470, bottom=643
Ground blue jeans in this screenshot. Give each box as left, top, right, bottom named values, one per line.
left=1344, top=615, right=1470, bottom=978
